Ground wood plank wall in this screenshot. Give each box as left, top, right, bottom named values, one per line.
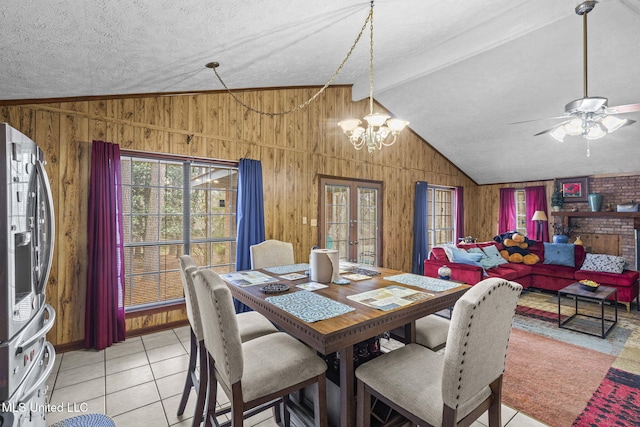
left=0, top=87, right=481, bottom=347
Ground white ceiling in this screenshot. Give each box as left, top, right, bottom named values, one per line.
left=2, top=0, right=640, bottom=184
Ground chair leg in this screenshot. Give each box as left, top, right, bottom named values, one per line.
left=315, top=374, right=328, bottom=427
left=356, top=379, right=371, bottom=427
left=487, top=377, right=503, bottom=427
left=231, top=383, right=244, bottom=427
left=178, top=328, right=198, bottom=416
left=282, top=394, right=290, bottom=427
left=205, top=354, right=217, bottom=427
left=192, top=340, right=208, bottom=427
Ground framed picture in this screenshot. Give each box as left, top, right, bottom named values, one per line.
left=556, top=176, right=589, bottom=202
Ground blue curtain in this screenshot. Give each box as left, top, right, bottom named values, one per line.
left=235, top=158, right=265, bottom=312
left=412, top=181, right=429, bottom=274
left=455, top=186, right=465, bottom=243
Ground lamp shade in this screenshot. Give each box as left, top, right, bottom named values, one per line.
left=531, top=210, right=548, bottom=222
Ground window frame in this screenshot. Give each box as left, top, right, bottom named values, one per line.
left=120, top=150, right=237, bottom=311
left=427, top=186, right=456, bottom=252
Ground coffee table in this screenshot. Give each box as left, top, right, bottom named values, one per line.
left=558, top=282, right=618, bottom=338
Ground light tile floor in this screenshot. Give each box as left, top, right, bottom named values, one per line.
left=45, top=326, right=549, bottom=427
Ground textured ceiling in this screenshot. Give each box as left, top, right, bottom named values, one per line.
left=2, top=0, right=640, bottom=184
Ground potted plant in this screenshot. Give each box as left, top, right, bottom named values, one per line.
left=551, top=187, right=564, bottom=211
left=552, top=221, right=576, bottom=243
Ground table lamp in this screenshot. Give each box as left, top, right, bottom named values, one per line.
left=531, top=210, right=548, bottom=241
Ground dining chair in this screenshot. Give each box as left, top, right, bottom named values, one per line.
left=355, top=277, right=522, bottom=427
left=176, top=255, right=279, bottom=427
left=250, top=239, right=295, bottom=269
left=415, top=314, right=450, bottom=351
left=192, top=268, right=328, bottom=427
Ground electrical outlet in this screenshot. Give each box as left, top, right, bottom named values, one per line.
left=311, top=219, right=318, bottom=227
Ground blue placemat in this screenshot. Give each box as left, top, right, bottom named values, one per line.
left=263, top=263, right=310, bottom=275
left=51, top=414, right=115, bottom=427
left=384, top=273, right=459, bottom=292
left=265, top=290, right=354, bottom=322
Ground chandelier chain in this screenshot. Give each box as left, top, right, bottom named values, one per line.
left=368, top=0, right=375, bottom=114
left=212, top=4, right=374, bottom=117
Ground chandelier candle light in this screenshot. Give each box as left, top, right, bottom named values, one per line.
left=338, top=1, right=409, bottom=153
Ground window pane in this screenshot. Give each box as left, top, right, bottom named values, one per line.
left=325, top=184, right=349, bottom=260
left=122, top=155, right=237, bottom=309
left=427, top=187, right=455, bottom=251
left=357, top=187, right=378, bottom=265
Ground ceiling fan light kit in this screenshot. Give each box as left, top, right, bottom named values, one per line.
left=523, top=1, right=640, bottom=155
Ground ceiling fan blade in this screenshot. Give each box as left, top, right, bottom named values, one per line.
left=508, top=116, right=570, bottom=125
left=533, top=121, right=572, bottom=136
left=605, top=103, right=640, bottom=115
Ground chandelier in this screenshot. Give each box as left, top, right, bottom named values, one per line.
left=337, top=2, right=408, bottom=154
left=208, top=1, right=407, bottom=154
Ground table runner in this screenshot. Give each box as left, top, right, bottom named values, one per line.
left=265, top=290, right=354, bottom=322
left=263, top=263, right=310, bottom=275
left=384, top=273, right=459, bottom=292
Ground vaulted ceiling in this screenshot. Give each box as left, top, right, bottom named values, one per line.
left=2, top=0, right=640, bottom=184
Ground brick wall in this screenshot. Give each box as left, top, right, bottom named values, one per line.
left=561, top=174, right=640, bottom=270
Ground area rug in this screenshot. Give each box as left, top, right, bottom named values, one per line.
left=503, top=291, right=640, bottom=427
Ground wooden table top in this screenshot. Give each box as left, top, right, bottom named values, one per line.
left=224, top=266, right=470, bottom=354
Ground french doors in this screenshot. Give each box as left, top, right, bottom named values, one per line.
left=319, top=177, right=383, bottom=265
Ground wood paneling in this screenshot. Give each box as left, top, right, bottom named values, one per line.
left=2, top=87, right=478, bottom=346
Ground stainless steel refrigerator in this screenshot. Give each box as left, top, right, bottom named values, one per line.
left=0, top=123, right=56, bottom=427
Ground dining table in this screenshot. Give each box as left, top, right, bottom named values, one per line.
left=220, top=264, right=470, bottom=427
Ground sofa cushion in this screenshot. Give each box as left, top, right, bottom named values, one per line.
left=580, top=253, right=626, bottom=274
left=543, top=243, right=575, bottom=267
left=481, top=245, right=509, bottom=266
left=530, top=263, right=578, bottom=280
left=429, top=247, right=448, bottom=261
left=450, top=248, right=483, bottom=267
left=574, top=269, right=639, bottom=287
left=467, top=247, right=504, bottom=270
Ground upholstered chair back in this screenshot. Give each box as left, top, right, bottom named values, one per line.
left=192, top=268, right=244, bottom=388
left=442, top=278, right=522, bottom=411
left=250, top=239, right=295, bottom=269
left=179, top=255, right=202, bottom=341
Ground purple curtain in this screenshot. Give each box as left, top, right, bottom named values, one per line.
left=454, top=186, right=464, bottom=242
left=85, top=140, right=126, bottom=350
left=498, top=188, right=516, bottom=234
left=525, top=186, right=549, bottom=242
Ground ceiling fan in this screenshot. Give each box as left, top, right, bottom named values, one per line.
left=517, top=1, right=640, bottom=155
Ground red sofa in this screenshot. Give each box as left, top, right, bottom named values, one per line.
left=424, top=241, right=639, bottom=311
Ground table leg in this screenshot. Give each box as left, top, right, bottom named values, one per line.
left=339, top=345, right=355, bottom=427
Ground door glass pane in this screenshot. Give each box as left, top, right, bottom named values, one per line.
left=357, top=187, right=378, bottom=265
left=324, top=184, right=349, bottom=261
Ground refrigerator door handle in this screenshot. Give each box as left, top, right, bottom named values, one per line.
left=16, top=304, right=55, bottom=355
left=35, top=159, right=55, bottom=295
left=17, top=341, right=55, bottom=404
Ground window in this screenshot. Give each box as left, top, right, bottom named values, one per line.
left=427, top=186, right=455, bottom=251
left=514, top=189, right=527, bottom=236
left=121, top=154, right=237, bottom=310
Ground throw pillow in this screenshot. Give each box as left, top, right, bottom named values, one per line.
left=580, top=253, right=626, bottom=274
left=450, top=247, right=483, bottom=267
left=543, top=242, right=575, bottom=267
left=481, top=244, right=508, bottom=266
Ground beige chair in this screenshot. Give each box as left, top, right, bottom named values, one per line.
left=176, top=255, right=278, bottom=427
left=250, top=239, right=295, bottom=269
left=192, top=268, right=328, bottom=427
left=415, top=314, right=451, bottom=351
left=355, top=278, right=522, bottom=427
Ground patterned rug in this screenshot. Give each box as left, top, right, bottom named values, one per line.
left=503, top=291, right=640, bottom=427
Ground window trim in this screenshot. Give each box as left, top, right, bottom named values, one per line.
left=121, top=150, right=238, bottom=311
left=427, top=185, right=456, bottom=251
